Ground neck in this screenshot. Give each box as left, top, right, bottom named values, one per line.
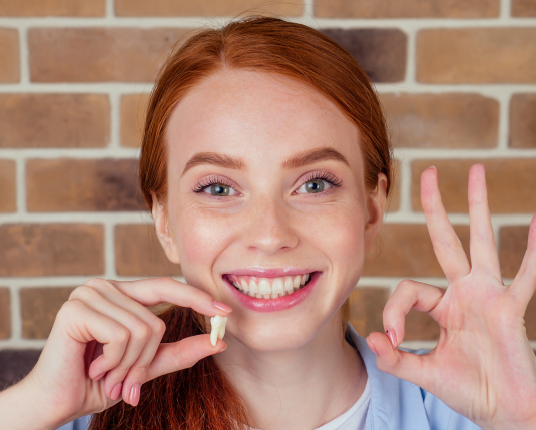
left=214, top=318, right=368, bottom=430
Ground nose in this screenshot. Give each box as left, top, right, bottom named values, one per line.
left=240, top=195, right=299, bottom=254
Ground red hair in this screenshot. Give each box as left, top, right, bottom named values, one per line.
left=90, top=16, right=393, bottom=430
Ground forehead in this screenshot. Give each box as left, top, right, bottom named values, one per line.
left=165, top=69, right=363, bottom=172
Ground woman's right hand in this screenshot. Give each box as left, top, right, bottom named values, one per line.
left=19, top=277, right=231, bottom=428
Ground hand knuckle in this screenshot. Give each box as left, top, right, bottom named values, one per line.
left=115, top=327, right=130, bottom=344
left=69, top=285, right=98, bottom=301
left=60, top=298, right=86, bottom=317
left=397, top=280, right=413, bottom=291
left=132, top=322, right=151, bottom=341
left=152, top=318, right=166, bottom=336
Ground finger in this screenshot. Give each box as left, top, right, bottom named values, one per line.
left=467, top=164, right=502, bottom=281
left=367, top=331, right=434, bottom=392
left=69, top=286, right=156, bottom=400
left=383, top=280, right=446, bottom=348
left=510, top=214, right=536, bottom=305
left=92, top=277, right=232, bottom=317
left=57, top=299, right=130, bottom=380
left=80, top=281, right=170, bottom=406
left=119, top=316, right=166, bottom=407
left=145, top=334, right=226, bottom=382
left=421, top=166, right=471, bottom=283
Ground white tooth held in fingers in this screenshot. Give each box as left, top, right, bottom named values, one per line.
left=210, top=315, right=228, bottom=347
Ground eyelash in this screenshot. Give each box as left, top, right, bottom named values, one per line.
left=191, top=171, right=343, bottom=196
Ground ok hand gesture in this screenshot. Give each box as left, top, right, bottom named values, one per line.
left=367, top=164, right=536, bottom=430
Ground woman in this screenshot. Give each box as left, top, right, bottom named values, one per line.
left=1, top=16, right=535, bottom=430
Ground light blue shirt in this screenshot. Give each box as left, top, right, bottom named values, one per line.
left=57, top=323, right=483, bottom=430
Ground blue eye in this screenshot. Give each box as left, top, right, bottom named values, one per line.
left=192, top=175, right=238, bottom=196
left=192, top=171, right=343, bottom=197
left=296, top=171, right=343, bottom=194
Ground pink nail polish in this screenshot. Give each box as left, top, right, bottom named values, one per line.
left=130, top=384, right=141, bottom=407
left=385, top=327, right=397, bottom=348
left=110, top=382, right=122, bottom=401
left=212, top=300, right=232, bottom=313
left=94, top=372, right=105, bottom=381
left=369, top=342, right=379, bottom=356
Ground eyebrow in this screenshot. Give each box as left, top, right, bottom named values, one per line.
left=181, top=147, right=350, bottom=177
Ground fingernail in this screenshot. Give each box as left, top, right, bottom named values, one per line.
left=429, top=165, right=436, bottom=170
left=369, top=342, right=379, bottom=356
left=385, top=327, right=397, bottom=348
left=130, top=384, right=141, bottom=407
left=110, top=382, right=122, bottom=401
left=212, top=300, right=232, bottom=313
left=94, top=372, right=105, bottom=381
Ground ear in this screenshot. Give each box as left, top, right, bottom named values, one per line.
left=151, top=191, right=180, bottom=265
left=364, top=173, right=388, bottom=255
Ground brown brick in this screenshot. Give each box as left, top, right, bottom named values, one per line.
left=26, top=158, right=145, bottom=211
left=387, top=159, right=401, bottom=212
left=348, top=286, right=389, bottom=336
left=316, top=0, right=499, bottom=18
left=121, top=93, right=150, bottom=148
left=115, top=224, right=182, bottom=277
left=0, top=0, right=104, bottom=16
left=0, top=94, right=109, bottom=148
left=0, top=28, right=19, bottom=83
left=321, top=29, right=406, bottom=83
left=348, top=285, right=441, bottom=341
left=29, top=28, right=192, bottom=83
left=412, top=159, right=536, bottom=213
left=0, top=288, right=10, bottom=339
left=499, top=226, right=529, bottom=278
left=417, top=28, right=536, bottom=83
left=20, top=287, right=75, bottom=339
left=512, top=0, right=536, bottom=16
left=0, top=349, right=41, bottom=390
left=116, top=0, right=302, bottom=16
left=405, top=309, right=441, bottom=341
left=0, top=224, right=104, bottom=276
left=510, top=94, right=536, bottom=148
left=363, top=224, right=471, bottom=277
left=381, top=93, right=498, bottom=148
left=0, top=159, right=15, bottom=212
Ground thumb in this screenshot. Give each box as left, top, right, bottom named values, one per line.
left=145, top=334, right=226, bottom=382
left=367, top=331, right=431, bottom=391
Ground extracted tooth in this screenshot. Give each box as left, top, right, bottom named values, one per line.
left=210, top=315, right=228, bottom=347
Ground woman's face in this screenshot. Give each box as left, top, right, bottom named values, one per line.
left=155, top=69, right=386, bottom=351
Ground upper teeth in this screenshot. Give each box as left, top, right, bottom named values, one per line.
left=227, top=273, right=311, bottom=299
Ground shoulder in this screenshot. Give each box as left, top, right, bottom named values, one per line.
left=55, top=414, right=93, bottom=430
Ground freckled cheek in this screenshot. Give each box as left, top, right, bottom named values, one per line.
left=173, top=211, right=233, bottom=290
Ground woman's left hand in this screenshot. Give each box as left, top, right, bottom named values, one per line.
left=366, top=164, right=536, bottom=430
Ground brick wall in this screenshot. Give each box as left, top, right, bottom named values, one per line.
left=1, top=0, right=536, bottom=388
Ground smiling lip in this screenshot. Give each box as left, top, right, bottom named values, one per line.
left=222, top=271, right=321, bottom=312
left=223, top=267, right=316, bottom=277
